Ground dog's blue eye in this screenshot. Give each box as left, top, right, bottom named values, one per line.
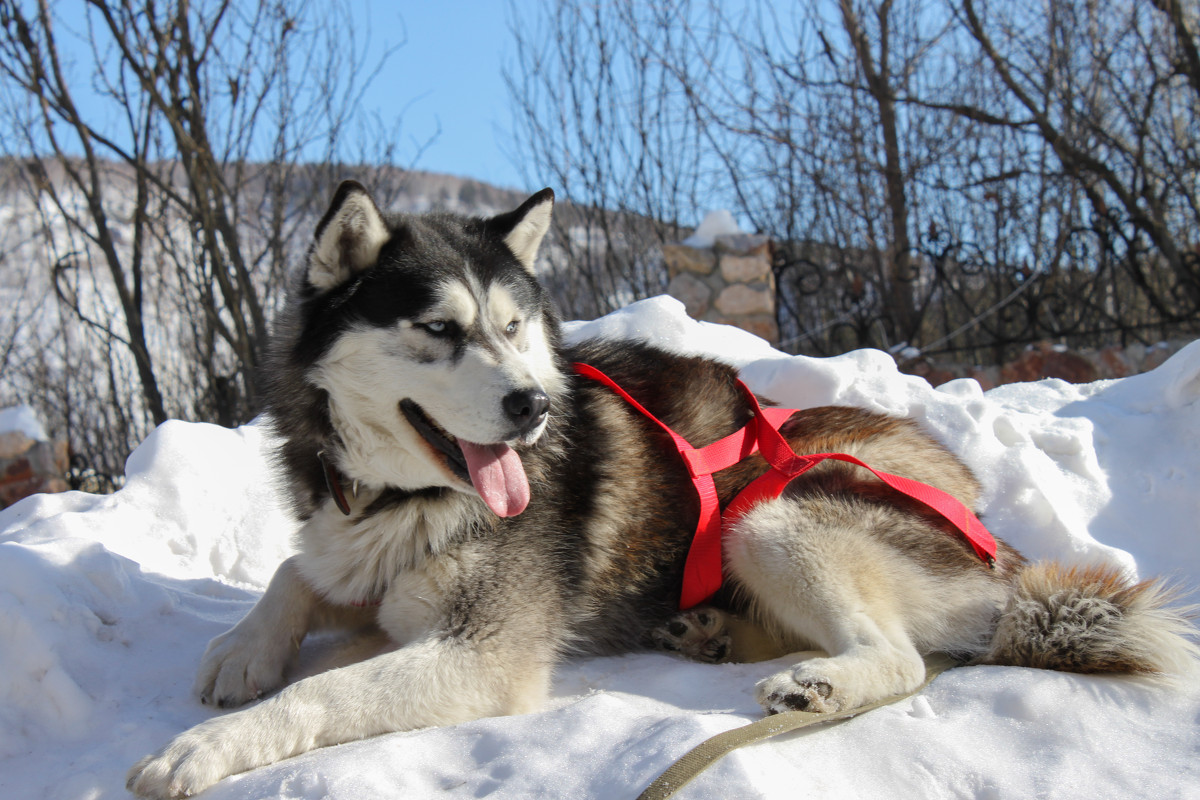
left=420, top=320, right=453, bottom=336
left=505, top=321, right=520, bottom=336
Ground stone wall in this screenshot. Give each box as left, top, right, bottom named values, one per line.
left=663, top=234, right=779, bottom=344
left=0, top=430, right=69, bottom=509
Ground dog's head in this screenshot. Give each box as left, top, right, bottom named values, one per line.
left=293, top=181, right=565, bottom=517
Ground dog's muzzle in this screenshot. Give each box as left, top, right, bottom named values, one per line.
left=503, top=388, right=550, bottom=438
left=398, top=396, right=539, bottom=517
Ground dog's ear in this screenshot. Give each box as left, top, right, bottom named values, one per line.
left=489, top=188, right=555, bottom=273
left=307, top=180, right=390, bottom=291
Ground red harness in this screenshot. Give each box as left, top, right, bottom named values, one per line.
left=574, top=362, right=997, bottom=609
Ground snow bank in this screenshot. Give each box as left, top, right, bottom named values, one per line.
left=0, top=405, right=49, bottom=441
left=2, top=296, right=1198, bottom=799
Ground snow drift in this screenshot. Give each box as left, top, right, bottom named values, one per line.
left=2, top=297, right=1198, bottom=799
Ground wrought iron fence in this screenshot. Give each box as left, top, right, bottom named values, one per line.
left=773, top=214, right=1200, bottom=366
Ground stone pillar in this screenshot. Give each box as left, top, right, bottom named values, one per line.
left=663, top=233, right=779, bottom=344
left=0, top=430, right=70, bottom=508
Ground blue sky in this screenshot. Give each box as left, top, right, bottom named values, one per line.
left=7, top=2, right=528, bottom=191
left=359, top=2, right=527, bottom=191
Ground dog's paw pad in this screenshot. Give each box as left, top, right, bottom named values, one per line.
left=761, top=679, right=838, bottom=714
left=648, top=607, right=731, bottom=663
left=757, top=670, right=844, bottom=714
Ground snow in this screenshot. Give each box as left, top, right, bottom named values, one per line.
left=2, top=295, right=1199, bottom=799
left=680, top=210, right=742, bottom=248
left=0, top=405, right=49, bottom=442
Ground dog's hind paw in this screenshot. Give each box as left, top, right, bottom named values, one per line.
left=757, top=670, right=844, bottom=714
left=756, top=650, right=925, bottom=715
left=648, top=606, right=731, bottom=663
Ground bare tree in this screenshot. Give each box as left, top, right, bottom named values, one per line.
left=937, top=0, right=1200, bottom=312
left=508, top=0, right=1200, bottom=361
left=506, top=0, right=703, bottom=318
left=0, top=0, right=411, bottom=477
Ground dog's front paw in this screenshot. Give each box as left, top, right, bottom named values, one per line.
left=194, top=624, right=295, bottom=708
left=126, top=716, right=253, bottom=799
left=648, top=607, right=731, bottom=663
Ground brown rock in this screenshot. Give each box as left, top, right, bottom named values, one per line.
left=0, top=430, right=33, bottom=460
left=1042, top=350, right=1098, bottom=383
left=737, top=316, right=779, bottom=344
left=1142, top=345, right=1176, bottom=373
left=1098, top=345, right=1133, bottom=379
left=714, top=233, right=770, bottom=257
left=904, top=358, right=957, bottom=388
left=663, top=243, right=717, bottom=277
left=3, top=457, right=35, bottom=483
left=54, top=440, right=69, bottom=474
left=0, top=427, right=71, bottom=508
left=666, top=272, right=713, bottom=319
left=715, top=284, right=773, bottom=316
left=719, top=254, right=772, bottom=283
left=967, top=366, right=1000, bottom=392
left=25, top=441, right=62, bottom=476
left=1001, top=345, right=1097, bottom=384
left=0, top=475, right=68, bottom=508
left=1000, top=349, right=1044, bottom=384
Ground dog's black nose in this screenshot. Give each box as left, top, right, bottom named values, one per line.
left=503, top=389, right=550, bottom=432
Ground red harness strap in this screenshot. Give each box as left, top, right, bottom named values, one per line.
left=574, top=362, right=997, bottom=609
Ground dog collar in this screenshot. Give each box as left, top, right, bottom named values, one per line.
left=317, top=454, right=453, bottom=517
left=574, top=362, right=997, bottom=609
left=318, top=450, right=354, bottom=515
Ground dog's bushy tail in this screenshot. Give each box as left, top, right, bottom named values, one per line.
left=981, top=562, right=1199, bottom=678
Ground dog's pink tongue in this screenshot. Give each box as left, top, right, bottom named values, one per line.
left=458, top=441, right=530, bottom=517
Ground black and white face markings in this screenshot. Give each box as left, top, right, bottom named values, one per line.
left=404, top=276, right=525, bottom=364
left=301, top=183, right=563, bottom=498
left=396, top=273, right=559, bottom=443
left=309, top=270, right=558, bottom=486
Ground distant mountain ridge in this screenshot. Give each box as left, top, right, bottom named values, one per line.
left=0, top=157, right=672, bottom=482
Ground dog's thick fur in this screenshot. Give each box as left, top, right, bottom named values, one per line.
left=128, top=184, right=1199, bottom=798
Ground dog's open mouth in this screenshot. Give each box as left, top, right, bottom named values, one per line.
left=399, top=399, right=531, bottom=518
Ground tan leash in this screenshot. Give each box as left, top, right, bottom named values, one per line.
left=635, top=655, right=959, bottom=800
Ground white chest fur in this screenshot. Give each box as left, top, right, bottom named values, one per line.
left=295, top=491, right=482, bottom=607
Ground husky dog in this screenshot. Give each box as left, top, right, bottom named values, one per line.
left=128, top=183, right=1198, bottom=798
